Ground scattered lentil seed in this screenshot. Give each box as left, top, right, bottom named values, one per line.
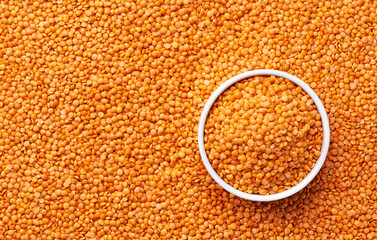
left=0, top=0, right=377, bottom=239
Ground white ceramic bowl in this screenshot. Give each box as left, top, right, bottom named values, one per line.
left=197, top=69, right=330, bottom=201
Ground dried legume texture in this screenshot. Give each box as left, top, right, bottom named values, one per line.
left=204, top=76, right=322, bottom=195
left=0, top=0, right=377, bottom=239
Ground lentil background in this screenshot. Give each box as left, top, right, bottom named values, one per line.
left=0, top=0, right=377, bottom=239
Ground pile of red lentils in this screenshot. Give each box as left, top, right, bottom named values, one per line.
left=204, top=76, right=323, bottom=195
left=0, top=0, right=377, bottom=239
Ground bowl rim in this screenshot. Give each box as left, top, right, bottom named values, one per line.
left=197, top=69, right=330, bottom=201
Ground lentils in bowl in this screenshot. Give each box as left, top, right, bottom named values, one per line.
left=204, top=75, right=323, bottom=195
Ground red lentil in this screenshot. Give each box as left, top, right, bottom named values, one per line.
left=0, top=0, right=376, bottom=239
